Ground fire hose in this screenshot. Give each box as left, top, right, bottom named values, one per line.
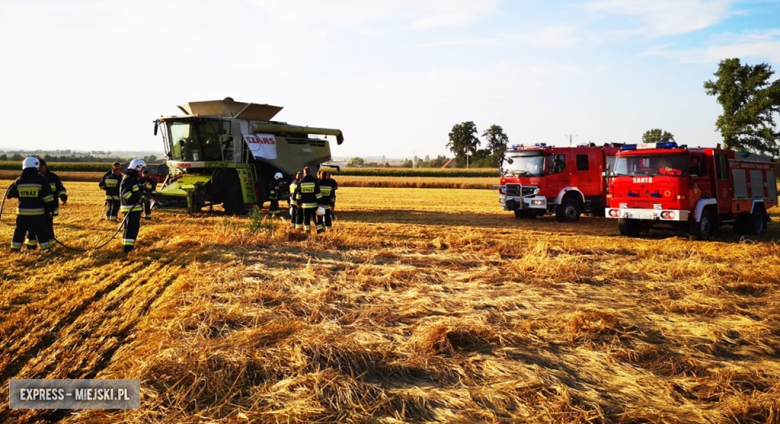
left=0, top=185, right=142, bottom=253
left=1, top=186, right=9, bottom=223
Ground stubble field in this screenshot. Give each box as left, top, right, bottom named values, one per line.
left=1, top=180, right=780, bottom=423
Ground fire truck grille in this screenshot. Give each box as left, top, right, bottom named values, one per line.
left=505, top=186, right=537, bottom=197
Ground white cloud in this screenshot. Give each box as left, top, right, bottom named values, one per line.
left=512, top=25, right=582, bottom=48
left=645, top=29, right=780, bottom=64
left=410, top=37, right=502, bottom=48
left=407, top=0, right=498, bottom=29
left=586, top=0, right=735, bottom=36
left=241, top=0, right=498, bottom=29
left=411, top=12, right=478, bottom=30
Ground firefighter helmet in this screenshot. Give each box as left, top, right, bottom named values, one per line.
left=316, top=206, right=326, bottom=216
left=128, top=158, right=146, bottom=172
left=22, top=157, right=40, bottom=170
left=274, top=172, right=283, bottom=180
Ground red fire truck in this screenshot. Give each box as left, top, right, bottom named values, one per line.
left=605, top=141, right=778, bottom=240
left=496, top=143, right=620, bottom=221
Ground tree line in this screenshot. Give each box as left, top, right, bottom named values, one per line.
left=0, top=152, right=159, bottom=163
left=445, top=57, right=780, bottom=166
left=446, top=123, right=509, bottom=168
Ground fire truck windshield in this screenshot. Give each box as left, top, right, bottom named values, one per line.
left=168, top=118, right=231, bottom=162
left=613, top=154, right=687, bottom=177
left=502, top=153, right=544, bottom=177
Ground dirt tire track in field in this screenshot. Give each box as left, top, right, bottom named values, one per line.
left=0, top=255, right=184, bottom=423
left=32, top=258, right=184, bottom=423
left=0, top=260, right=146, bottom=381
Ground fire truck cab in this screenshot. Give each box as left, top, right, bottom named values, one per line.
left=496, top=143, right=619, bottom=222
left=605, top=141, right=777, bottom=240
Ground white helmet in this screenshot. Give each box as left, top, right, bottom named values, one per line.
left=128, top=158, right=146, bottom=172
left=316, top=206, right=326, bottom=216
left=22, top=157, right=40, bottom=170
left=274, top=172, right=283, bottom=180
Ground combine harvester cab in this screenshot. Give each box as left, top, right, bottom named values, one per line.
left=605, top=142, right=777, bottom=240
left=496, top=143, right=619, bottom=222
left=153, top=98, right=344, bottom=214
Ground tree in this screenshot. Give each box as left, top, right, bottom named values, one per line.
left=482, top=125, right=509, bottom=161
left=481, top=124, right=510, bottom=166
left=348, top=157, right=365, bottom=167
left=447, top=121, right=480, bottom=168
left=642, top=129, right=675, bottom=143
left=470, top=149, right=496, bottom=168
left=430, top=155, right=448, bottom=168
left=704, top=58, right=780, bottom=156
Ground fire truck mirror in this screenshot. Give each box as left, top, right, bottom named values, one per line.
left=154, top=121, right=158, bottom=136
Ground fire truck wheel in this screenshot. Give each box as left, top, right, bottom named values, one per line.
left=618, top=219, right=640, bottom=237
left=750, top=207, right=766, bottom=234
left=555, top=197, right=581, bottom=222
left=690, top=208, right=714, bottom=241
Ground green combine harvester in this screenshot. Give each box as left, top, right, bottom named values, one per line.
left=153, top=98, right=344, bottom=214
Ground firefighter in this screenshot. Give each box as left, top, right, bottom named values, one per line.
left=99, top=163, right=123, bottom=221
left=289, top=171, right=303, bottom=229
left=268, top=172, right=282, bottom=217
left=25, top=159, right=67, bottom=247
left=294, top=166, right=322, bottom=233
left=328, top=171, right=338, bottom=213
left=318, top=171, right=338, bottom=231
left=103, top=162, right=121, bottom=179
left=8, top=157, right=55, bottom=251
left=120, top=158, right=147, bottom=253
left=138, top=167, right=157, bottom=220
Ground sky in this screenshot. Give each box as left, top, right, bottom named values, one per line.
left=1, top=0, right=779, bottom=160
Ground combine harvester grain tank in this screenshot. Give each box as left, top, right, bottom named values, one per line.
left=152, top=98, right=344, bottom=214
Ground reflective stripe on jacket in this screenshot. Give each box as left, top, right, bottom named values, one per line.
left=8, top=172, right=55, bottom=216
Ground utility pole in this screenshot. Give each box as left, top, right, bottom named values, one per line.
left=564, top=134, right=578, bottom=146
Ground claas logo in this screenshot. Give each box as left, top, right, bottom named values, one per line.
left=247, top=135, right=276, bottom=145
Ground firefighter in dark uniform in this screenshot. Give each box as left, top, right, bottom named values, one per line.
left=25, top=158, right=67, bottom=248
left=103, top=162, right=121, bottom=179
left=120, top=159, right=147, bottom=253
left=138, top=168, right=157, bottom=220
left=318, top=171, right=338, bottom=231
left=268, top=172, right=282, bottom=217
left=8, top=157, right=55, bottom=251
left=99, top=164, right=123, bottom=221
left=294, top=166, right=322, bottom=233
left=329, top=172, right=339, bottom=214
left=289, top=171, right=303, bottom=229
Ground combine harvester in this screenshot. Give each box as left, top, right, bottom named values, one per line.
left=153, top=98, right=344, bottom=214
left=496, top=143, right=620, bottom=221
left=605, top=141, right=777, bottom=240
